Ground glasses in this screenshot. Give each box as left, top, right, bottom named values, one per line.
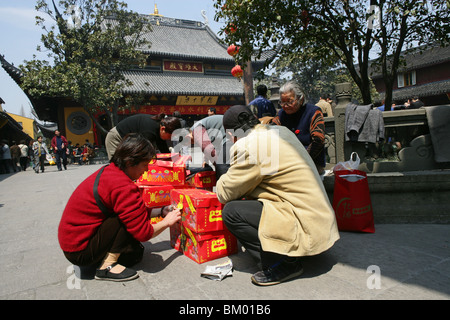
left=279, top=98, right=298, bottom=107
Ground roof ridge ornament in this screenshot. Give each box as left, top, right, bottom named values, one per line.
left=150, top=3, right=163, bottom=17
left=201, top=10, right=209, bottom=26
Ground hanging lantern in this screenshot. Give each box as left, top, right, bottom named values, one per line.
left=225, top=23, right=237, bottom=34
left=231, top=65, right=243, bottom=79
left=227, top=44, right=240, bottom=56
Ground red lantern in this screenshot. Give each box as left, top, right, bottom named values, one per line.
left=225, top=23, right=237, bottom=34
left=227, top=44, right=240, bottom=56
left=231, top=65, right=243, bottom=79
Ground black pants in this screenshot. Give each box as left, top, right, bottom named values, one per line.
left=20, top=157, right=28, bottom=171
left=54, top=149, right=67, bottom=170
left=222, top=200, right=285, bottom=268
left=64, top=216, right=144, bottom=268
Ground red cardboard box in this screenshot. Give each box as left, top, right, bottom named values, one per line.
left=138, top=153, right=191, bottom=186
left=170, top=223, right=238, bottom=264
left=186, top=171, right=216, bottom=190
left=170, top=188, right=225, bottom=233
left=150, top=216, right=163, bottom=224
left=138, top=185, right=174, bottom=208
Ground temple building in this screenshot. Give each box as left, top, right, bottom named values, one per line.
left=1, top=5, right=273, bottom=146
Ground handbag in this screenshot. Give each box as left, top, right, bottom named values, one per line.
left=332, top=169, right=375, bottom=233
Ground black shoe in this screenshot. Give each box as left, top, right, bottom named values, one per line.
left=251, top=257, right=303, bottom=286
left=95, top=263, right=139, bottom=282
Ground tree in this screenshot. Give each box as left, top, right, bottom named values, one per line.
left=214, top=0, right=449, bottom=109
left=20, top=0, right=152, bottom=135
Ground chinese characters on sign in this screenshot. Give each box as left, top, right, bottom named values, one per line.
left=176, top=96, right=218, bottom=106
left=135, top=104, right=228, bottom=115
left=163, top=60, right=203, bottom=73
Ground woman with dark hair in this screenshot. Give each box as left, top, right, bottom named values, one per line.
left=58, top=133, right=181, bottom=281
left=104, top=113, right=181, bottom=160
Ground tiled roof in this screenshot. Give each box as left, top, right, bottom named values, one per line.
left=379, top=79, right=450, bottom=101
left=370, top=44, right=450, bottom=78
left=136, top=16, right=232, bottom=62
left=122, top=70, right=244, bottom=96
left=114, top=14, right=276, bottom=64
left=0, top=54, right=24, bottom=84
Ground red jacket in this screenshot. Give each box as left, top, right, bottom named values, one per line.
left=51, top=135, right=68, bottom=150
left=58, top=163, right=153, bottom=252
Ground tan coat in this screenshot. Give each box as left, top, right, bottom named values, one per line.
left=316, top=99, right=333, bottom=117
left=216, top=124, right=339, bottom=257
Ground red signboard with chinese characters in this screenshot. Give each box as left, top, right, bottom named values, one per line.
left=133, top=105, right=230, bottom=115
left=163, top=60, right=203, bottom=73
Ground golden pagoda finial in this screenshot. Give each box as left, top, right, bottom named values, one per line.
left=150, top=3, right=162, bottom=17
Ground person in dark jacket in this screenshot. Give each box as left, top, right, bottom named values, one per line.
left=105, top=114, right=181, bottom=160
left=273, top=81, right=326, bottom=175
left=51, top=130, right=68, bottom=171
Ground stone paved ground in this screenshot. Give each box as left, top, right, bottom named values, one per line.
left=0, top=163, right=449, bottom=304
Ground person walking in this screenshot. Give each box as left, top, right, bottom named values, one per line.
left=0, top=140, right=13, bottom=173
left=51, top=130, right=68, bottom=171
left=32, top=136, right=49, bottom=173
left=18, top=140, right=29, bottom=171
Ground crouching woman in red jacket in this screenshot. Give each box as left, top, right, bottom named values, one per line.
left=58, top=133, right=181, bottom=282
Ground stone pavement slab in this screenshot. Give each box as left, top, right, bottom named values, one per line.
left=0, top=164, right=449, bottom=303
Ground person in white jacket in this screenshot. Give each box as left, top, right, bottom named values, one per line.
left=32, top=136, right=50, bottom=173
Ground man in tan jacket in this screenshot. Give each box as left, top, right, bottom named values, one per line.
left=216, top=105, right=339, bottom=286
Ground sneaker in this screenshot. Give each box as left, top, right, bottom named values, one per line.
left=251, top=257, right=303, bottom=286
left=95, top=263, right=139, bottom=282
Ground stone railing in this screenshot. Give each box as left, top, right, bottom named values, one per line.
left=322, top=83, right=450, bottom=224
left=324, top=82, right=450, bottom=173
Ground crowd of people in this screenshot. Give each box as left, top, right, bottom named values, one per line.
left=0, top=131, right=98, bottom=174
left=2, top=79, right=430, bottom=286
left=376, top=96, right=425, bottom=111
left=57, top=80, right=341, bottom=286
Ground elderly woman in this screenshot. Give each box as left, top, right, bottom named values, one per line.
left=58, top=133, right=181, bottom=282
left=273, top=81, right=327, bottom=175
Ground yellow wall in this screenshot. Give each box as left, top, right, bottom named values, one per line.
left=7, top=113, right=36, bottom=139
left=64, top=107, right=95, bottom=145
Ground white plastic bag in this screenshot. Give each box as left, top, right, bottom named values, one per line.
left=333, top=152, right=360, bottom=172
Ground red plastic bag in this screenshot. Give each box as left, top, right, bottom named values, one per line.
left=332, top=169, right=375, bottom=233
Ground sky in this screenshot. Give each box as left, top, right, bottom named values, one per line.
left=0, top=0, right=225, bottom=118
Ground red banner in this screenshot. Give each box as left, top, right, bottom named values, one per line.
left=119, top=105, right=230, bottom=115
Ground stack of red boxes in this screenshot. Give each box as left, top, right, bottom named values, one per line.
left=136, top=153, right=238, bottom=264
left=136, top=153, right=191, bottom=224
left=170, top=188, right=238, bottom=264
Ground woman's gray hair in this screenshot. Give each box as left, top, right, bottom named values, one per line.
left=279, top=81, right=306, bottom=103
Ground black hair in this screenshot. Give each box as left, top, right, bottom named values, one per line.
left=160, top=116, right=181, bottom=134
left=111, top=133, right=155, bottom=170
left=256, top=84, right=268, bottom=96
